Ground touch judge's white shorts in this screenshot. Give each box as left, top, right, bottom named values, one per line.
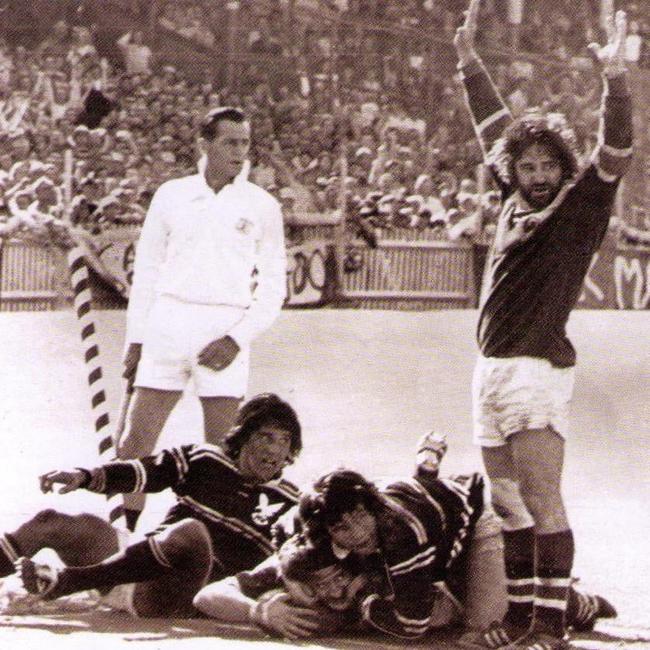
left=135, top=295, right=250, bottom=397
left=472, top=355, right=575, bottom=447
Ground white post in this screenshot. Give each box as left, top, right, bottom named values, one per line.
left=63, top=148, right=74, bottom=222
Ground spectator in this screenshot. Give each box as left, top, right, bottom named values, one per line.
left=117, top=31, right=153, bottom=75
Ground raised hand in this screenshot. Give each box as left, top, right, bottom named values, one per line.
left=588, top=9, right=627, bottom=77
left=454, top=0, right=481, bottom=66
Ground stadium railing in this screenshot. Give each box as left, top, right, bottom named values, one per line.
left=0, top=228, right=479, bottom=311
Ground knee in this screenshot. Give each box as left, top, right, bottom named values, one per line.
left=116, top=424, right=158, bottom=458
left=157, top=520, right=212, bottom=567
left=490, top=479, right=534, bottom=531
left=516, top=480, right=566, bottom=528
left=31, top=508, right=65, bottom=527
left=21, top=509, right=67, bottom=542
left=18, top=510, right=118, bottom=566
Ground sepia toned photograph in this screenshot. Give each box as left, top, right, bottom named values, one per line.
left=0, top=1, right=648, bottom=648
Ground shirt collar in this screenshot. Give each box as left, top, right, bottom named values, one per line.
left=331, top=541, right=351, bottom=559
left=196, top=154, right=250, bottom=195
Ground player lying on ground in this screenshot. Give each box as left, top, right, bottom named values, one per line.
left=193, top=434, right=615, bottom=640
left=453, top=1, right=631, bottom=648
left=7, top=393, right=302, bottom=617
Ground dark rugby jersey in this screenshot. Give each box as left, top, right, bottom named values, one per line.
left=358, top=473, right=484, bottom=639
left=460, top=60, right=633, bottom=367
left=84, top=444, right=300, bottom=578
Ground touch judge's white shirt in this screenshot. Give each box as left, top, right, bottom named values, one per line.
left=126, top=163, right=287, bottom=349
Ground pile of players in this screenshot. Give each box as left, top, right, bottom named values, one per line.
left=0, top=393, right=614, bottom=647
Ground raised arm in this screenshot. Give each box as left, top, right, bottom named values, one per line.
left=588, top=9, right=633, bottom=182
left=454, top=0, right=513, bottom=162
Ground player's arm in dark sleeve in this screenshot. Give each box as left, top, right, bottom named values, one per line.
left=39, top=445, right=194, bottom=495
left=591, top=73, right=633, bottom=183
left=359, top=544, right=441, bottom=639
left=454, top=0, right=513, bottom=170
left=458, top=59, right=513, bottom=166
left=588, top=9, right=633, bottom=183
left=91, top=445, right=194, bottom=494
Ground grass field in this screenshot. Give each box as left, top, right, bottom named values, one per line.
left=0, top=308, right=648, bottom=649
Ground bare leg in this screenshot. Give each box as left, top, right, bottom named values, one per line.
left=9, top=510, right=119, bottom=567
left=116, top=387, right=183, bottom=525
left=509, top=427, right=573, bottom=638
left=508, top=428, right=568, bottom=534
left=200, top=395, right=241, bottom=445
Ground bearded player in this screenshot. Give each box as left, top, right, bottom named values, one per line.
left=454, top=2, right=631, bottom=649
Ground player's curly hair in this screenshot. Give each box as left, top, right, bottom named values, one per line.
left=486, top=111, right=580, bottom=186
left=222, top=392, right=302, bottom=463
left=299, top=469, right=384, bottom=543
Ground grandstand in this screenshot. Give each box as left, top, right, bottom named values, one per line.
left=1, top=0, right=649, bottom=311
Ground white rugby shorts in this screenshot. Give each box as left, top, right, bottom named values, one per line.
left=472, top=355, right=575, bottom=447
left=135, top=295, right=250, bottom=397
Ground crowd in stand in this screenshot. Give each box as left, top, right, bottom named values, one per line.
left=0, top=0, right=649, bottom=251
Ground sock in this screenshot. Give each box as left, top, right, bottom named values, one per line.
left=502, top=526, right=535, bottom=629
left=533, top=530, right=574, bottom=637
left=0, top=534, right=22, bottom=576
left=51, top=537, right=171, bottom=598
left=124, top=509, right=142, bottom=533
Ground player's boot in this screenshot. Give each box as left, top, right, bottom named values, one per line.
left=568, top=590, right=617, bottom=632
left=505, top=631, right=572, bottom=649
left=415, top=430, right=448, bottom=476
left=15, top=557, right=60, bottom=599
left=459, top=620, right=529, bottom=649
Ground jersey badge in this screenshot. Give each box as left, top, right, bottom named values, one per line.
left=235, top=217, right=254, bottom=235
left=252, top=493, right=285, bottom=527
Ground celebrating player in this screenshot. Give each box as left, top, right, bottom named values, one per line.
left=454, top=2, right=631, bottom=648
left=120, top=106, right=288, bottom=531
left=8, top=394, right=302, bottom=618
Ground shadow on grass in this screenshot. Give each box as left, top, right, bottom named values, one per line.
left=2, top=613, right=649, bottom=649
left=0, top=612, right=463, bottom=648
